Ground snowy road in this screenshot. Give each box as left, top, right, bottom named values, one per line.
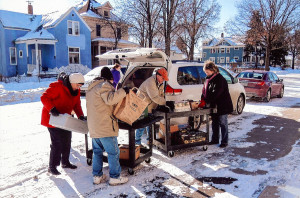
left=1, top=69, right=300, bottom=197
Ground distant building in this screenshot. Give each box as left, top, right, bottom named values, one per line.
left=0, top=5, right=92, bottom=77
left=202, top=33, right=245, bottom=66
left=153, top=41, right=185, bottom=61
left=76, top=0, right=139, bottom=68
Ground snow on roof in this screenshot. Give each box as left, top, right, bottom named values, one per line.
left=75, top=0, right=102, bottom=11
left=42, top=7, right=70, bottom=28
left=15, top=26, right=56, bottom=42
left=80, top=10, right=103, bottom=18
left=92, top=37, right=138, bottom=45
left=0, top=10, right=42, bottom=31
left=205, top=36, right=244, bottom=47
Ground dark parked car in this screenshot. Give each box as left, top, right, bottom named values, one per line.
left=236, top=70, right=284, bottom=102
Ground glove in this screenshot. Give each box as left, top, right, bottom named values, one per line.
left=79, top=115, right=87, bottom=121
left=198, top=99, right=206, bottom=108
left=156, top=105, right=170, bottom=113
left=123, top=86, right=130, bottom=94
left=166, top=101, right=175, bottom=111
left=50, top=107, right=60, bottom=116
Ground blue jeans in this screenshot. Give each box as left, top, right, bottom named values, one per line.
left=211, top=114, right=228, bottom=144
left=135, top=126, right=149, bottom=145
left=92, top=137, right=121, bottom=179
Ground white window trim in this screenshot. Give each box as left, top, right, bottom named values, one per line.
left=203, top=52, right=206, bottom=58
left=217, top=57, right=219, bottom=63
left=9, top=47, right=17, bottom=65
left=221, top=48, right=225, bottom=53
left=234, top=56, right=239, bottom=60
left=220, top=57, right=225, bottom=63
left=209, top=57, right=215, bottom=63
left=226, top=57, right=230, bottom=63
left=68, top=46, right=81, bottom=65
left=226, top=48, right=230, bottom=53
left=234, top=47, right=239, bottom=50
left=67, top=20, right=80, bottom=36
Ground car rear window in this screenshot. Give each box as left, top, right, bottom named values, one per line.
left=237, top=72, right=263, bottom=79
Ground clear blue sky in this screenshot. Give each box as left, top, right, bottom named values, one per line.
left=0, top=0, right=240, bottom=37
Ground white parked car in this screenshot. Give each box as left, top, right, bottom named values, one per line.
left=96, top=48, right=246, bottom=127
left=80, top=65, right=127, bottom=94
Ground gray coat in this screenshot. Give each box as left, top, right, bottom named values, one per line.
left=86, top=79, right=126, bottom=138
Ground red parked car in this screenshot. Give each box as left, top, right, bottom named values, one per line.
left=236, top=70, right=284, bottom=102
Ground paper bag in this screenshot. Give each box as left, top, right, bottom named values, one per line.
left=113, top=87, right=148, bottom=125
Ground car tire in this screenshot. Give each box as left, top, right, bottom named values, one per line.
left=277, top=87, right=284, bottom=98
left=235, top=94, right=245, bottom=115
left=264, top=89, right=271, bottom=102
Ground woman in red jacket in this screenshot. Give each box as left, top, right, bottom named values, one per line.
left=41, top=73, right=85, bottom=175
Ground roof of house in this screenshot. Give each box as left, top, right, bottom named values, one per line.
left=15, top=26, right=56, bottom=42
left=204, top=36, right=244, bottom=47
left=0, top=10, right=42, bottom=31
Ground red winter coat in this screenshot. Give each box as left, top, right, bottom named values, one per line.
left=41, top=81, right=84, bottom=128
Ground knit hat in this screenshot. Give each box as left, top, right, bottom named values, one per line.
left=69, top=73, right=85, bottom=84
left=101, top=67, right=114, bottom=80
left=157, top=68, right=169, bottom=81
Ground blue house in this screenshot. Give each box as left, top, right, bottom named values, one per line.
left=0, top=7, right=92, bottom=77
left=202, top=34, right=245, bottom=66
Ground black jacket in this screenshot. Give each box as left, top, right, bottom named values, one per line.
left=202, top=73, right=233, bottom=115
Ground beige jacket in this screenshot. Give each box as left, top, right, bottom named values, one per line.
left=86, top=78, right=126, bottom=138
left=139, top=75, right=166, bottom=113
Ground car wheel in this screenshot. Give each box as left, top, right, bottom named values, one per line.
left=264, top=89, right=271, bottom=102
left=278, top=87, right=284, bottom=98
left=235, top=94, right=245, bottom=114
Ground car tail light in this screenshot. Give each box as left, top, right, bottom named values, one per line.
left=257, top=81, right=265, bottom=86
left=165, top=84, right=182, bottom=95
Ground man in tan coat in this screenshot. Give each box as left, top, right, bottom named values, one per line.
left=135, top=68, right=169, bottom=145
left=86, top=67, right=129, bottom=186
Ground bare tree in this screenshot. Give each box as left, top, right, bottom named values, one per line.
left=225, top=0, right=300, bottom=71
left=115, top=0, right=162, bottom=48
left=287, top=27, right=300, bottom=69
left=158, top=0, right=184, bottom=56
left=101, top=13, right=129, bottom=49
left=175, top=0, right=220, bottom=60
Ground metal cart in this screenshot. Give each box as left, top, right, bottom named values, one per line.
left=153, top=108, right=216, bottom=157
left=85, top=115, right=163, bottom=175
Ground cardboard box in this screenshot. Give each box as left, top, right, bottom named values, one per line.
left=49, top=114, right=88, bottom=134
left=159, top=122, right=179, bottom=134
left=119, top=144, right=140, bottom=160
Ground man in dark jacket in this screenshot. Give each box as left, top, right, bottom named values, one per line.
left=41, top=73, right=85, bottom=175
left=201, top=61, right=233, bottom=148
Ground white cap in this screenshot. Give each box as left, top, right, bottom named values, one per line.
left=69, top=73, right=84, bottom=84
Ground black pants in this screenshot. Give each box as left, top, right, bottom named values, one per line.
left=48, top=127, right=72, bottom=168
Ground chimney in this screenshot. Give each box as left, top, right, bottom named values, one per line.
left=221, top=33, right=224, bottom=38
left=27, top=1, right=33, bottom=15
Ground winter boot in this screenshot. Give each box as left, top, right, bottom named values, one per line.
left=62, top=163, right=77, bottom=169
left=93, top=174, right=107, bottom=185
left=48, top=167, right=61, bottom=175
left=109, top=176, right=128, bottom=186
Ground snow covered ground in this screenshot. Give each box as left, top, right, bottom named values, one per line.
left=1, top=67, right=300, bottom=197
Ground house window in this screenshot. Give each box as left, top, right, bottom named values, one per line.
left=221, top=48, right=225, bottom=53
left=9, top=47, right=17, bottom=65
left=217, top=57, right=219, bottom=63
left=68, top=21, right=80, bottom=36
left=117, top=28, right=122, bottom=39
left=226, top=48, right=230, bottom=53
left=69, top=47, right=80, bottom=64
left=234, top=56, right=239, bottom=61
left=104, top=10, right=109, bottom=18
left=203, top=52, right=206, bottom=58
left=96, top=25, right=101, bottom=37
left=234, top=47, right=239, bottom=50
left=92, top=46, right=99, bottom=61
left=226, top=57, right=230, bottom=63
left=209, top=57, right=215, bottom=63
left=220, top=57, right=225, bottom=63
left=19, top=50, right=23, bottom=58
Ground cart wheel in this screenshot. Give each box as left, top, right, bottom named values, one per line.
left=168, top=151, right=175, bottom=158
left=203, top=145, right=208, bottom=151
left=87, top=158, right=92, bottom=166
left=128, top=168, right=134, bottom=175
left=145, top=158, right=151, bottom=163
